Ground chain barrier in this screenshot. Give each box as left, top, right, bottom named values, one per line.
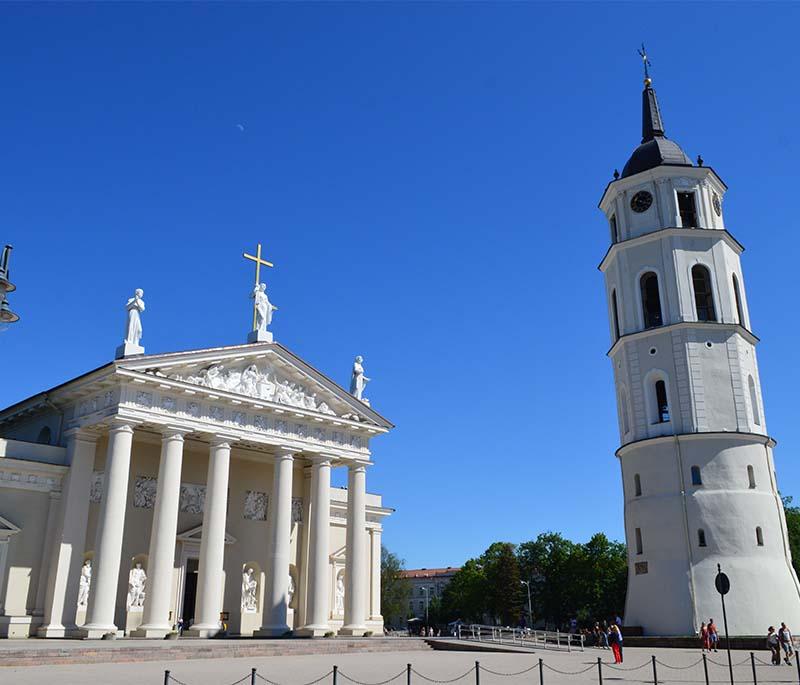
left=655, top=657, right=705, bottom=670
left=255, top=670, right=335, bottom=685
left=166, top=675, right=196, bottom=685
left=338, top=670, right=407, bottom=685
left=707, top=656, right=753, bottom=668
left=478, top=664, right=539, bottom=677
left=604, top=661, right=652, bottom=671
left=542, top=663, right=597, bottom=675
left=410, top=667, right=475, bottom=684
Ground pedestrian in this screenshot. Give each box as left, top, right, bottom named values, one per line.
left=615, top=614, right=622, bottom=627
left=779, top=623, right=794, bottom=665
left=609, top=624, right=623, bottom=663
left=768, top=627, right=781, bottom=665
left=700, top=622, right=709, bottom=652
left=708, top=619, right=719, bottom=652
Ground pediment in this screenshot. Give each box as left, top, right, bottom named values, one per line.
left=116, top=342, right=390, bottom=429
left=177, top=525, right=236, bottom=545
left=330, top=545, right=346, bottom=562
left=0, top=514, right=21, bottom=540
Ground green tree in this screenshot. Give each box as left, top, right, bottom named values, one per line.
left=783, top=497, right=800, bottom=578
left=481, top=542, right=522, bottom=625
left=517, top=533, right=577, bottom=627
left=381, top=546, right=411, bottom=627
left=441, top=558, right=487, bottom=622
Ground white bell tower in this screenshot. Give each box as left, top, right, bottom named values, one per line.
left=599, top=69, right=800, bottom=635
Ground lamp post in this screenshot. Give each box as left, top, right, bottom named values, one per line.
left=421, top=586, right=430, bottom=626
left=520, top=580, right=533, bottom=629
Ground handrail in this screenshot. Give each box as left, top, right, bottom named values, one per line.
left=455, top=624, right=585, bottom=652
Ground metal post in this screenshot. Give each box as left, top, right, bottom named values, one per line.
left=652, top=655, right=658, bottom=685
left=407, top=663, right=412, bottom=685
left=251, top=668, right=257, bottom=685
left=333, top=666, right=338, bottom=685
left=539, top=658, right=544, bottom=685
left=719, top=580, right=734, bottom=685
left=751, top=653, right=757, bottom=685
left=796, top=653, right=800, bottom=685
left=164, top=670, right=170, bottom=685
left=475, top=661, right=480, bottom=685
left=597, top=657, right=603, bottom=685
left=703, top=654, right=709, bottom=685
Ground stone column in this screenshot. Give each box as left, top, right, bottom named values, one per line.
left=341, top=462, right=368, bottom=636
left=298, top=456, right=331, bottom=636
left=185, top=437, right=233, bottom=637
left=38, top=428, right=97, bottom=637
left=132, top=428, right=187, bottom=637
left=81, top=421, right=136, bottom=638
left=33, top=490, right=62, bottom=618
left=255, top=449, right=295, bottom=636
left=369, top=527, right=382, bottom=621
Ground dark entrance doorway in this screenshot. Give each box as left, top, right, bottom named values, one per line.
left=182, top=558, right=199, bottom=626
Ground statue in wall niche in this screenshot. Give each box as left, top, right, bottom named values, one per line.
left=349, top=356, right=370, bottom=401
left=335, top=573, right=345, bottom=615
left=241, top=568, right=258, bottom=613
left=252, top=283, right=278, bottom=333
left=126, top=562, right=147, bottom=610
left=287, top=573, right=295, bottom=608
left=123, top=289, right=146, bottom=347
left=77, top=559, right=92, bottom=607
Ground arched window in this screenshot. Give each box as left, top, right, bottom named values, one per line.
left=640, top=272, right=663, bottom=328
left=621, top=389, right=630, bottom=435
left=698, top=529, right=707, bottom=547
left=692, top=265, right=717, bottom=322
left=634, top=474, right=642, bottom=497
left=747, top=465, right=756, bottom=489
left=756, top=527, right=764, bottom=546
left=634, top=528, right=643, bottom=555
left=611, top=290, right=621, bottom=341
left=748, top=375, right=761, bottom=426
left=691, top=465, right=702, bottom=486
left=37, top=426, right=52, bottom=445
left=610, top=214, right=618, bottom=244
left=655, top=380, right=670, bottom=423
left=732, top=274, right=744, bottom=326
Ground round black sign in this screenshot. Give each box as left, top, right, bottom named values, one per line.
left=715, top=572, right=730, bottom=595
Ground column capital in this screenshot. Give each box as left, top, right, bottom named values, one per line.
left=207, top=433, right=239, bottom=448
left=308, top=453, right=335, bottom=467
left=346, top=460, right=370, bottom=473
left=273, top=447, right=297, bottom=461
left=107, top=418, right=140, bottom=434
left=161, top=426, right=191, bottom=441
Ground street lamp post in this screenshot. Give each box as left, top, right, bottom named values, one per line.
left=520, top=580, right=533, bottom=629
left=422, top=586, right=430, bottom=626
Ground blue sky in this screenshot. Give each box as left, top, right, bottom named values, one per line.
left=2, top=2, right=799, bottom=569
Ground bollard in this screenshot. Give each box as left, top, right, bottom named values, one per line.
left=475, top=661, right=480, bottom=685
left=751, top=653, right=757, bottom=685
left=333, top=666, right=338, bottom=685
left=651, top=655, right=658, bottom=685
left=703, top=654, right=709, bottom=685
left=164, top=670, right=170, bottom=685
left=252, top=668, right=257, bottom=685
left=538, top=658, right=544, bottom=685
left=407, top=663, right=412, bottom=685
left=597, top=657, right=603, bottom=685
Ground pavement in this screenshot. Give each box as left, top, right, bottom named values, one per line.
left=1, top=643, right=797, bottom=685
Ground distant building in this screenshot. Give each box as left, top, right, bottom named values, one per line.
left=400, top=567, right=459, bottom=623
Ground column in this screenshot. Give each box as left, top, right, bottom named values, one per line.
left=33, top=490, right=62, bottom=618
left=298, top=456, right=331, bottom=636
left=255, top=449, right=295, bottom=636
left=132, top=428, right=187, bottom=637
left=38, top=429, right=97, bottom=638
left=81, top=421, right=136, bottom=638
left=341, top=463, right=368, bottom=636
left=185, top=437, right=233, bottom=637
left=369, top=527, right=382, bottom=621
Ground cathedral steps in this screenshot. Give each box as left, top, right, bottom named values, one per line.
left=0, top=636, right=433, bottom=667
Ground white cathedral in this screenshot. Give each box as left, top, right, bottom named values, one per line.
left=601, top=71, right=800, bottom=634
left=0, top=277, right=391, bottom=639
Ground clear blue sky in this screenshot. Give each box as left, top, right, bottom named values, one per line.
left=2, top=2, right=799, bottom=569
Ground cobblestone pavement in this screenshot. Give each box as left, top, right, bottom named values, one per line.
left=1, top=645, right=797, bottom=685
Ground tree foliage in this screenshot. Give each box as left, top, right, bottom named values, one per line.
left=783, top=497, right=800, bottom=579
left=381, top=546, right=411, bottom=625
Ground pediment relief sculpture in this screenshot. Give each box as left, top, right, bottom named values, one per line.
left=168, top=362, right=337, bottom=416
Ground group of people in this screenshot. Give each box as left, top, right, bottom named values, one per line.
left=589, top=620, right=625, bottom=663
left=699, top=619, right=720, bottom=652
left=767, top=623, right=794, bottom=666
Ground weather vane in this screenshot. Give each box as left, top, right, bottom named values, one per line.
left=638, top=43, right=652, bottom=86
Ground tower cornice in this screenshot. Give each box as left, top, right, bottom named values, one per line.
left=606, top=320, right=758, bottom=358
left=598, top=227, right=744, bottom=273
left=615, top=430, right=775, bottom=459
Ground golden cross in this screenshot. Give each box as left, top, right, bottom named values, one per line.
left=243, top=243, right=274, bottom=330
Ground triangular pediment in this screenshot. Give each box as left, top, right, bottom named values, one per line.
left=0, top=514, right=21, bottom=539
left=116, top=342, right=391, bottom=429
left=177, top=524, right=237, bottom=545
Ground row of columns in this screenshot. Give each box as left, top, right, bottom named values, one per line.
left=37, top=419, right=371, bottom=639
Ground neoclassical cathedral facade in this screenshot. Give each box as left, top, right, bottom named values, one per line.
left=0, top=335, right=391, bottom=638
left=600, top=71, right=800, bottom=634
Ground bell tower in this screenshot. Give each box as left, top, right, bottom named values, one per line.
left=598, top=62, right=800, bottom=635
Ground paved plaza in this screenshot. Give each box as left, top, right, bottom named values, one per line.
left=1, top=643, right=796, bottom=685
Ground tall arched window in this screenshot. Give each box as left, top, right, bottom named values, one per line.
left=756, top=527, right=764, bottom=546
left=732, top=274, right=744, bottom=326
left=692, top=265, right=717, bottom=322
left=691, top=465, right=702, bottom=486
left=635, top=528, right=643, bottom=555
left=698, top=529, right=707, bottom=547
left=640, top=272, right=663, bottom=328
left=611, top=290, right=620, bottom=341
left=621, top=390, right=630, bottom=435
left=37, top=426, right=52, bottom=445
left=747, top=465, right=756, bottom=489
left=634, top=474, right=642, bottom=497
left=655, top=379, right=670, bottom=423
left=610, top=214, right=618, bottom=243
left=748, top=375, right=761, bottom=426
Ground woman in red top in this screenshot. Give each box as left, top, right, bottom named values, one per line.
left=701, top=622, right=710, bottom=651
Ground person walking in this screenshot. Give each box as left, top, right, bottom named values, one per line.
left=609, top=624, right=623, bottom=664
left=779, top=623, right=794, bottom=665
left=768, top=627, right=781, bottom=665
left=708, top=619, right=719, bottom=652
left=700, top=622, right=709, bottom=652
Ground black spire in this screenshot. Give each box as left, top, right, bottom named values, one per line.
left=642, top=83, right=665, bottom=142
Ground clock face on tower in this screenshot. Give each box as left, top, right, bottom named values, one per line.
left=712, top=192, right=722, bottom=216
left=630, top=190, right=653, bottom=213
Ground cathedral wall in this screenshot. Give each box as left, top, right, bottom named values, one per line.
left=0, top=411, right=64, bottom=453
